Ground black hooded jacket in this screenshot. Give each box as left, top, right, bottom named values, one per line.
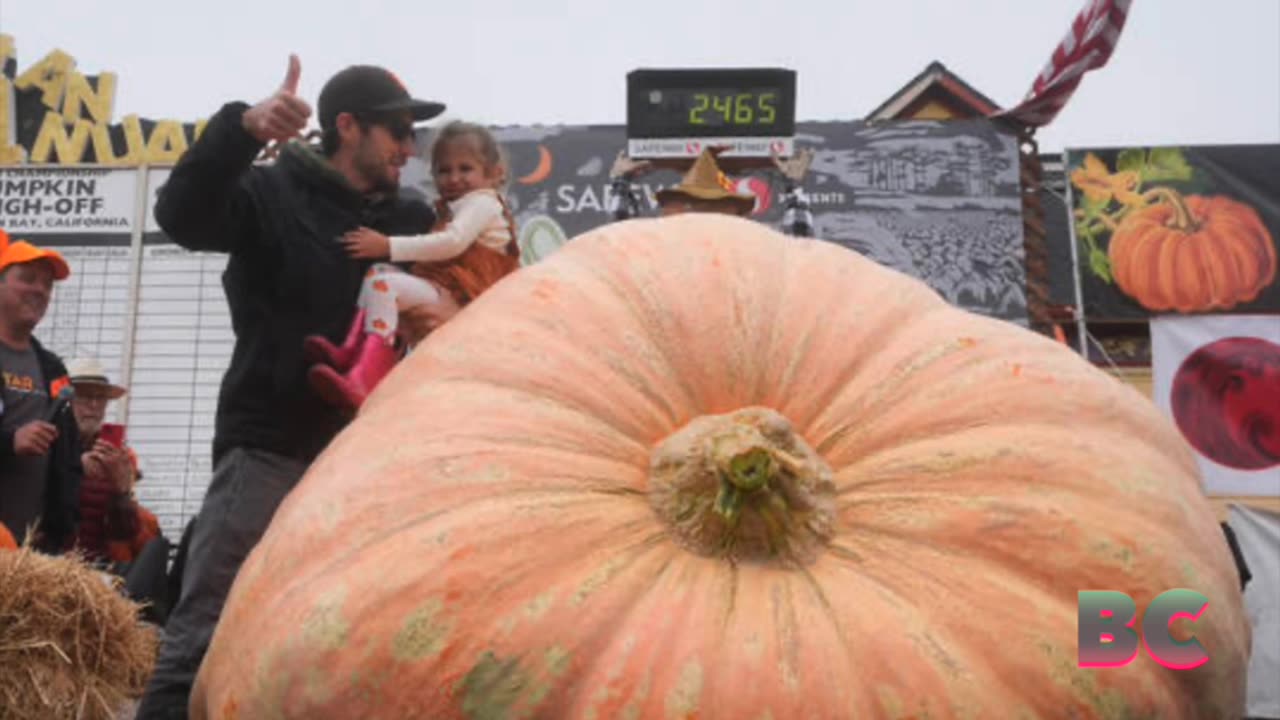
left=153, top=101, right=434, bottom=465
left=0, top=338, right=83, bottom=552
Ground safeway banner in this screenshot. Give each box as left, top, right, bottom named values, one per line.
left=402, top=119, right=1030, bottom=326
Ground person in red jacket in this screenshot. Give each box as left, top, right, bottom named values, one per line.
left=65, top=358, right=153, bottom=558
left=65, top=358, right=169, bottom=623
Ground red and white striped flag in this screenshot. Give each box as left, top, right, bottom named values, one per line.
left=995, top=0, right=1134, bottom=127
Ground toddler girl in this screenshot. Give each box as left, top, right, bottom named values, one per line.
left=305, top=121, right=519, bottom=410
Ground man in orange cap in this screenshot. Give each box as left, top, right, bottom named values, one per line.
left=0, top=228, right=84, bottom=555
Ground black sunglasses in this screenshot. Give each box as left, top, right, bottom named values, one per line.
left=357, top=113, right=414, bottom=141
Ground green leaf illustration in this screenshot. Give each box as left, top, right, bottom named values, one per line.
left=1080, top=192, right=1111, bottom=218
left=1143, top=147, right=1193, bottom=183
left=1116, top=149, right=1146, bottom=175
left=1089, top=247, right=1113, bottom=284
left=1075, top=221, right=1095, bottom=249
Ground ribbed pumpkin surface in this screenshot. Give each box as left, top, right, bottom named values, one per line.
left=192, top=214, right=1249, bottom=720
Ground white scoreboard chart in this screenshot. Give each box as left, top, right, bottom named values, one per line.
left=11, top=166, right=233, bottom=542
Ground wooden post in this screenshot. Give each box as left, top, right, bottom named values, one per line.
left=1017, top=126, right=1053, bottom=336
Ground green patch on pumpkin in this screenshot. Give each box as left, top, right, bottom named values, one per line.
left=1038, top=640, right=1159, bottom=720
left=460, top=651, right=532, bottom=720
left=1180, top=561, right=1203, bottom=590
left=526, top=592, right=555, bottom=620
left=523, top=646, right=572, bottom=708
left=573, top=556, right=629, bottom=606
left=1086, top=538, right=1136, bottom=572
left=876, top=687, right=906, bottom=717
left=664, top=659, right=704, bottom=717
left=301, top=589, right=350, bottom=651
left=250, top=647, right=293, bottom=720
left=457, top=646, right=572, bottom=719
left=392, top=598, right=452, bottom=662
left=303, top=665, right=336, bottom=707
left=876, top=690, right=944, bottom=720
left=619, top=671, right=653, bottom=720
left=544, top=645, right=571, bottom=677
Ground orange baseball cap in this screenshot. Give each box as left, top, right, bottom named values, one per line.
left=0, top=228, right=70, bottom=280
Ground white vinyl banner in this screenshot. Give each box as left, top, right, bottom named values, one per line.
left=1150, top=315, right=1280, bottom=497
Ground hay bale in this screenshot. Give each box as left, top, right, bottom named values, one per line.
left=0, top=545, right=158, bottom=720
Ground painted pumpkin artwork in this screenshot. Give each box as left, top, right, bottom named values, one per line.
left=1109, top=192, right=1276, bottom=312
left=191, top=215, right=1249, bottom=719
left=1071, top=148, right=1278, bottom=314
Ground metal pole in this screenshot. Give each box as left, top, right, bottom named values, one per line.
left=117, top=163, right=149, bottom=421
left=1062, top=150, right=1090, bottom=359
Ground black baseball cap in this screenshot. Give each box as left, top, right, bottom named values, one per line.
left=318, top=65, right=445, bottom=131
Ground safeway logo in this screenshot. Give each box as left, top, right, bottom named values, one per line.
left=732, top=177, right=772, bottom=216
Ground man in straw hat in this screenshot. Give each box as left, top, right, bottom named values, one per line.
left=63, top=358, right=162, bottom=561
left=653, top=148, right=758, bottom=217
left=0, top=228, right=83, bottom=555
left=65, top=357, right=169, bottom=624
left=609, top=146, right=816, bottom=234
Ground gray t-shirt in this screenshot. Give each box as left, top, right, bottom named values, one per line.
left=0, top=341, right=51, bottom=543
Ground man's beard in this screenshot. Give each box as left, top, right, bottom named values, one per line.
left=355, top=150, right=400, bottom=197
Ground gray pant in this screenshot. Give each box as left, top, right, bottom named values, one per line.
left=135, top=447, right=307, bottom=720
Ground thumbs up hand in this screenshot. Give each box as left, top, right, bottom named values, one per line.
left=242, top=54, right=313, bottom=144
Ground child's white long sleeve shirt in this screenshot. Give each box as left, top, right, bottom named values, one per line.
left=388, top=189, right=512, bottom=263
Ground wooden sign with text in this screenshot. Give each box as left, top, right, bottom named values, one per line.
left=1, top=34, right=207, bottom=166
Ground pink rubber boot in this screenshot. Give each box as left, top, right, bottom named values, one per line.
left=307, top=332, right=400, bottom=411
left=303, top=309, right=368, bottom=372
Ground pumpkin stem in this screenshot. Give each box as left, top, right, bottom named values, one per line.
left=1142, top=187, right=1200, bottom=232
left=649, top=407, right=836, bottom=566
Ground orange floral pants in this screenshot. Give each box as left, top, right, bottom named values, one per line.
left=357, top=263, right=446, bottom=339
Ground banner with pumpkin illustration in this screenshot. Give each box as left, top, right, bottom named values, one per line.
left=1065, top=144, right=1280, bottom=320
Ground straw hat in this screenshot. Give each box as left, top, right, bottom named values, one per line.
left=66, top=358, right=127, bottom=400
left=654, top=149, right=756, bottom=214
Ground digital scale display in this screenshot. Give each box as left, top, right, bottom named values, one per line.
left=626, top=68, right=797, bottom=159
left=638, top=87, right=785, bottom=132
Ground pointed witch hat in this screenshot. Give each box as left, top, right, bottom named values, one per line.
left=654, top=148, right=756, bottom=214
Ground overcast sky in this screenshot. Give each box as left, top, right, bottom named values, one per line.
left=3, top=0, right=1277, bottom=153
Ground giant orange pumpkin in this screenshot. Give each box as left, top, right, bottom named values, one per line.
left=1108, top=191, right=1276, bottom=313
left=0, top=524, right=16, bottom=551
left=192, top=215, right=1250, bottom=719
